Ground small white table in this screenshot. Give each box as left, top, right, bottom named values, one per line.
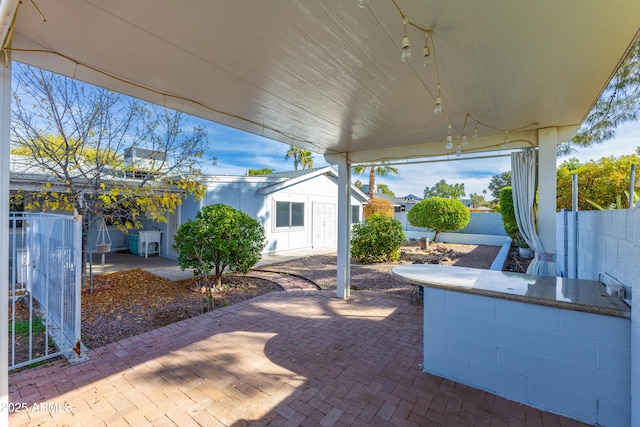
left=138, top=230, right=161, bottom=258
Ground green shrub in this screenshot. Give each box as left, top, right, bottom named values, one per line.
left=350, top=214, right=405, bottom=263
left=407, top=197, right=470, bottom=241
left=173, top=204, right=266, bottom=310
left=499, top=187, right=519, bottom=239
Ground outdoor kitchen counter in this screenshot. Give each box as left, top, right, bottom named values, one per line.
left=391, top=264, right=630, bottom=319
left=391, top=263, right=632, bottom=425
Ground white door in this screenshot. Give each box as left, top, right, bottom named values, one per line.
left=165, top=210, right=180, bottom=258
left=312, top=202, right=337, bottom=248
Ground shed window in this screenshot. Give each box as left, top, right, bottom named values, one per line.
left=351, top=205, right=360, bottom=224
left=276, top=201, right=304, bottom=228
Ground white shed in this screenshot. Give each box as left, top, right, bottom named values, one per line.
left=177, top=167, right=368, bottom=256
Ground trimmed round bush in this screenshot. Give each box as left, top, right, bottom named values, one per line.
left=350, top=214, right=405, bottom=263
left=363, top=197, right=394, bottom=219
left=407, top=197, right=470, bottom=241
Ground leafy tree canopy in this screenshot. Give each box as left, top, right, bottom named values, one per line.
left=487, top=171, right=511, bottom=200
left=11, top=63, right=208, bottom=231
left=559, top=37, right=640, bottom=154
left=407, top=197, right=470, bottom=241
left=423, top=179, right=465, bottom=199
left=469, top=193, right=485, bottom=207
left=248, top=168, right=274, bottom=176
left=556, top=151, right=640, bottom=210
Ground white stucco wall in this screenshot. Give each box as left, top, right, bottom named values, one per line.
left=183, top=173, right=364, bottom=255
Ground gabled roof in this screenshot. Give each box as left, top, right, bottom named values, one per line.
left=258, top=166, right=368, bottom=201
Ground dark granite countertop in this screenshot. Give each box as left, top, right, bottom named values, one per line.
left=391, top=264, right=630, bottom=319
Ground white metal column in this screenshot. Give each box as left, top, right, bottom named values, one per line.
left=336, top=156, right=351, bottom=299
left=0, top=45, right=11, bottom=423
left=537, top=127, right=558, bottom=275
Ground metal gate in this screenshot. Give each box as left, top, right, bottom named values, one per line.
left=8, top=213, right=82, bottom=370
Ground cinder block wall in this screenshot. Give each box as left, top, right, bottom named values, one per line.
left=395, top=212, right=507, bottom=236
left=423, top=287, right=631, bottom=426
left=556, top=208, right=639, bottom=426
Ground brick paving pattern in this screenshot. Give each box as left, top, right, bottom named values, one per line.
left=249, top=270, right=320, bottom=291
left=9, top=291, right=587, bottom=426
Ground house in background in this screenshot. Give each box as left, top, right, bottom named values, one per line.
left=363, top=186, right=422, bottom=212
left=172, top=166, right=368, bottom=258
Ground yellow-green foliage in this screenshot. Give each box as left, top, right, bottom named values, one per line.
left=363, top=198, right=394, bottom=219
left=556, top=154, right=640, bottom=210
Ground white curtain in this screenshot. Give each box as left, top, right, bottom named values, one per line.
left=511, top=148, right=547, bottom=275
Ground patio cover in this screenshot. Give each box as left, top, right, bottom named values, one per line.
left=1, top=2, right=640, bottom=424
left=1, top=0, right=638, bottom=162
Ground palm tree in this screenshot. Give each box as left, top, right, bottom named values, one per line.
left=284, top=145, right=302, bottom=170
left=353, top=162, right=399, bottom=198
left=285, top=145, right=314, bottom=170
left=299, top=150, right=314, bottom=170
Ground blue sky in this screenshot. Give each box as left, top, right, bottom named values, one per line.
left=196, top=116, right=640, bottom=199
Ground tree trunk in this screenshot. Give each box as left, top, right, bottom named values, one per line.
left=369, top=165, right=376, bottom=198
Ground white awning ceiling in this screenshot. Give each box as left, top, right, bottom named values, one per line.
left=3, top=0, right=639, bottom=163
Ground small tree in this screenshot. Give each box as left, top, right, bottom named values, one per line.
left=173, top=204, right=266, bottom=311
left=407, top=197, right=470, bottom=242
left=363, top=198, right=394, bottom=219
left=351, top=214, right=405, bottom=263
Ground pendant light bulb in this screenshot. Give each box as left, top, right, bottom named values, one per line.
left=401, top=35, right=412, bottom=62
left=473, top=123, right=479, bottom=139
left=462, top=135, right=468, bottom=146
left=503, top=131, right=509, bottom=148
left=357, top=0, right=370, bottom=8
left=445, top=124, right=453, bottom=150
left=422, top=45, right=431, bottom=66
left=434, top=95, right=442, bottom=114
left=455, top=144, right=462, bottom=157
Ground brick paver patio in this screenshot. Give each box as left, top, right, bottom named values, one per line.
left=9, top=291, right=587, bottom=426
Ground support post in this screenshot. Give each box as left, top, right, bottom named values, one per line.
left=0, top=49, right=11, bottom=423
left=537, top=128, right=558, bottom=275
left=336, top=156, right=351, bottom=299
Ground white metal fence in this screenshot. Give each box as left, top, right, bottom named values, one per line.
left=8, top=213, right=82, bottom=370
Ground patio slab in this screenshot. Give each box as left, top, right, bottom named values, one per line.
left=9, top=291, right=587, bottom=426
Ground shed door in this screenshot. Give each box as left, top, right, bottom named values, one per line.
left=165, top=210, right=179, bottom=258
left=312, top=202, right=336, bottom=248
